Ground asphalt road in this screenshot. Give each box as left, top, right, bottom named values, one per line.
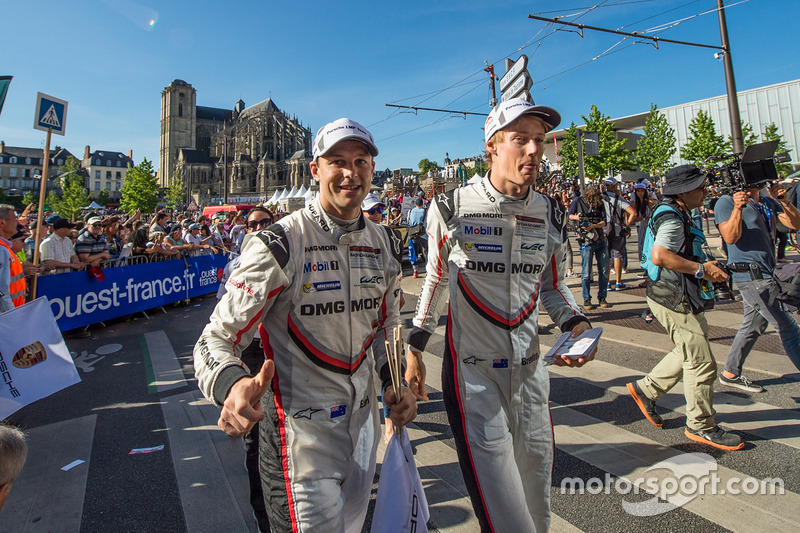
left=4, top=245, right=800, bottom=532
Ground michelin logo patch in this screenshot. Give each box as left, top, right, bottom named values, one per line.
left=302, top=281, right=342, bottom=294
left=465, top=243, right=503, bottom=253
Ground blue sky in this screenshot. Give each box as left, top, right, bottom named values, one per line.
left=1, top=0, right=798, bottom=173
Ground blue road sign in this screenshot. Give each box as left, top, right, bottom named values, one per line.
left=34, top=92, right=68, bottom=135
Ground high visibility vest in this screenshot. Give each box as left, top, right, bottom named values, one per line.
left=0, top=240, right=26, bottom=307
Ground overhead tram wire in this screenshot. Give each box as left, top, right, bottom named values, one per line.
left=528, top=0, right=751, bottom=92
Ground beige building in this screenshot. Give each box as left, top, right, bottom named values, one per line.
left=160, top=79, right=312, bottom=205
left=82, top=146, right=133, bottom=199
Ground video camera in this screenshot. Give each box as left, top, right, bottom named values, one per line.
left=705, top=140, right=780, bottom=194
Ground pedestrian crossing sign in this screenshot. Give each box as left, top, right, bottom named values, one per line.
left=34, top=92, right=68, bottom=135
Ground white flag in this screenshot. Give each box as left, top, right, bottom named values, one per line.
left=371, top=429, right=429, bottom=533
left=0, top=297, right=80, bottom=419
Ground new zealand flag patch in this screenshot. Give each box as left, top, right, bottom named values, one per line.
left=493, top=358, right=508, bottom=368
left=330, top=404, right=347, bottom=418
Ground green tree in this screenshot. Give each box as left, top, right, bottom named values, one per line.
left=418, top=158, right=440, bottom=174
left=681, top=110, right=727, bottom=167
left=634, top=103, right=676, bottom=179
left=557, top=122, right=580, bottom=179
left=763, top=122, right=792, bottom=176
left=165, top=173, right=185, bottom=209
left=581, top=105, right=633, bottom=179
left=45, top=190, right=60, bottom=213
left=120, top=158, right=159, bottom=215
left=23, top=191, right=36, bottom=207
left=54, top=155, right=91, bottom=221
left=96, top=189, right=110, bottom=206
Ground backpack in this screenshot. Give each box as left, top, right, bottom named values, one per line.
left=770, top=262, right=800, bottom=310
left=640, top=204, right=688, bottom=282
left=641, top=202, right=716, bottom=312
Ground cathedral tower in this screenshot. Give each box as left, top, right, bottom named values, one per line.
left=159, top=80, right=197, bottom=186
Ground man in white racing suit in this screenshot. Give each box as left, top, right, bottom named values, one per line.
left=406, top=98, right=595, bottom=532
left=194, top=118, right=416, bottom=532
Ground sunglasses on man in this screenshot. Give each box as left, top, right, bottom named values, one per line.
left=365, top=208, right=382, bottom=215
left=247, top=219, right=272, bottom=229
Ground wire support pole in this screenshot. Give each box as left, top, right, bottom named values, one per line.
left=527, top=14, right=725, bottom=51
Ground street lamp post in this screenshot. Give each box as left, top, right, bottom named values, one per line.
left=717, top=0, right=743, bottom=155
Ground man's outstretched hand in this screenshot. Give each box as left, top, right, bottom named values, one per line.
left=218, top=360, right=274, bottom=438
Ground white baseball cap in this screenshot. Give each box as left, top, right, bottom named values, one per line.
left=484, top=98, right=561, bottom=142
left=361, top=193, right=384, bottom=211
left=313, top=118, right=378, bottom=159
left=603, top=177, right=619, bottom=186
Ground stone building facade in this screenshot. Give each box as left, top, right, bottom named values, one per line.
left=160, top=79, right=312, bottom=204
left=0, top=141, right=69, bottom=195
left=82, top=146, right=133, bottom=200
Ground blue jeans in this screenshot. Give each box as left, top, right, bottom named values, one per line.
left=724, top=279, right=800, bottom=376
left=580, top=239, right=609, bottom=301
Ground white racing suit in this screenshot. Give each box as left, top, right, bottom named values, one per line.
left=194, top=198, right=404, bottom=532
left=409, top=175, right=588, bottom=533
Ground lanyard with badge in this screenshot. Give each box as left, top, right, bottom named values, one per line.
left=749, top=197, right=772, bottom=234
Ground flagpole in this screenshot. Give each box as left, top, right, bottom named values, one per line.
left=31, top=126, right=52, bottom=299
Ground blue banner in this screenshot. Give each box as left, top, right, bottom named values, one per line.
left=38, top=254, right=228, bottom=331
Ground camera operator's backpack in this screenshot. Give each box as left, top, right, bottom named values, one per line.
left=770, top=262, right=800, bottom=310
left=640, top=204, right=688, bottom=281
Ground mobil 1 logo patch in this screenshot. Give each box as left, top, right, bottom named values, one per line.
left=514, top=215, right=546, bottom=238
left=349, top=246, right=383, bottom=270
left=462, top=222, right=502, bottom=238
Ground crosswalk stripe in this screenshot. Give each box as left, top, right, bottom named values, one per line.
left=160, top=389, right=256, bottom=532
left=549, top=358, right=800, bottom=450
left=143, top=330, right=188, bottom=393
left=552, top=401, right=800, bottom=532
left=0, top=415, right=97, bottom=532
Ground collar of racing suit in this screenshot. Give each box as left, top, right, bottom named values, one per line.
left=480, top=172, right=533, bottom=209
left=306, top=196, right=368, bottom=246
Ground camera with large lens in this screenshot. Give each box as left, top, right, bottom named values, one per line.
left=705, top=140, right=780, bottom=194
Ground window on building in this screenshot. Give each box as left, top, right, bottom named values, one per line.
left=116, top=161, right=121, bottom=167
left=106, top=171, right=111, bottom=179
left=0, top=157, right=4, bottom=163
left=95, top=181, right=100, bottom=191
left=106, top=160, right=111, bottom=166
left=24, top=169, right=30, bottom=178
left=9, top=168, right=17, bottom=178
left=95, top=170, right=101, bottom=179
left=106, top=182, right=111, bottom=190
left=57, top=159, right=63, bottom=166
left=26, top=157, right=31, bottom=164
left=116, top=182, right=121, bottom=191
left=10, top=157, right=17, bottom=164
left=95, top=158, right=101, bottom=165
left=116, top=171, right=121, bottom=179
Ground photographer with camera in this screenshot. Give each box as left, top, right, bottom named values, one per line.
left=715, top=179, right=800, bottom=393
left=627, top=165, right=744, bottom=450
left=603, top=177, right=638, bottom=291
left=569, top=186, right=610, bottom=310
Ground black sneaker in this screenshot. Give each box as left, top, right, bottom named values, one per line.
left=642, top=310, right=654, bottom=324
left=627, top=382, right=663, bottom=427
left=719, top=373, right=765, bottom=393
left=685, top=426, right=744, bottom=450
left=598, top=299, right=612, bottom=308
left=583, top=299, right=596, bottom=310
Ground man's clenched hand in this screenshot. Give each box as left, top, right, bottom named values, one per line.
left=218, top=361, right=274, bottom=438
